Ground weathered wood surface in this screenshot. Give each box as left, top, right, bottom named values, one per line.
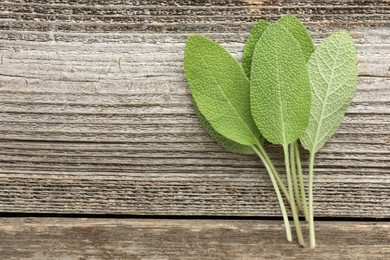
left=0, top=1, right=389, bottom=217
left=0, top=218, right=389, bottom=259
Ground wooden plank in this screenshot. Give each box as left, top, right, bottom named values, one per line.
left=0, top=218, right=389, bottom=259
left=0, top=1, right=389, bottom=217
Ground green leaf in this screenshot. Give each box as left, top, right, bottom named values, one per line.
left=250, top=23, right=311, bottom=146
left=194, top=103, right=255, bottom=154
left=300, top=30, right=358, bottom=153
left=242, top=20, right=269, bottom=78
left=184, top=35, right=261, bottom=146
left=277, top=15, right=315, bottom=62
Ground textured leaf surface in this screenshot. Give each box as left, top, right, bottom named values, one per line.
left=184, top=35, right=260, bottom=146
left=242, top=20, right=269, bottom=78
left=300, top=31, right=358, bottom=153
left=194, top=103, right=255, bottom=154
left=277, top=15, right=315, bottom=62
left=250, top=24, right=311, bottom=145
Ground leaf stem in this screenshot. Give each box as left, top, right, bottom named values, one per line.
left=309, top=152, right=316, bottom=249
left=283, top=144, right=305, bottom=246
left=290, top=141, right=303, bottom=213
left=294, top=142, right=309, bottom=222
left=257, top=145, right=291, bottom=205
left=252, top=145, right=292, bottom=242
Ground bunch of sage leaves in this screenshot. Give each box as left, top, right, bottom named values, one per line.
left=184, top=15, right=358, bottom=248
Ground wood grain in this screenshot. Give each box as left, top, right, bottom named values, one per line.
left=0, top=1, right=389, bottom=217
left=0, top=218, right=389, bottom=259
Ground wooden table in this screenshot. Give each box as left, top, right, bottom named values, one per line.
left=0, top=0, right=389, bottom=259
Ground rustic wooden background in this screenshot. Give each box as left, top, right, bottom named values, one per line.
left=0, top=0, right=389, bottom=259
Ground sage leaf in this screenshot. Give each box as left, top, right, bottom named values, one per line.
left=184, top=35, right=261, bottom=146
left=250, top=23, right=311, bottom=146
left=300, top=30, right=358, bottom=153
left=242, top=20, right=269, bottom=78
left=277, top=15, right=315, bottom=62
left=300, top=30, right=358, bottom=248
left=194, top=103, right=255, bottom=154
